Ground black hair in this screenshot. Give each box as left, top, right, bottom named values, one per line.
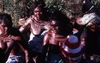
left=29, top=1, right=45, bottom=16
left=0, top=13, right=13, bottom=27
left=29, top=1, right=50, bottom=21
left=50, top=10, right=73, bottom=36
left=82, top=0, right=93, bottom=13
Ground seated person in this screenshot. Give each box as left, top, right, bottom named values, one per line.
left=0, top=13, right=31, bottom=63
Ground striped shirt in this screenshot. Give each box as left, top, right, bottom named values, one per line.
left=61, top=35, right=83, bottom=63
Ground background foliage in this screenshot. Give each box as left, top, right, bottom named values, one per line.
left=0, top=0, right=100, bottom=27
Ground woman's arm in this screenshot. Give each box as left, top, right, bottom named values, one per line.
left=19, top=18, right=31, bottom=32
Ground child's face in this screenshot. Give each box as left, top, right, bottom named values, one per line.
left=51, top=20, right=60, bottom=33
left=33, top=7, right=43, bottom=19
left=0, top=21, right=8, bottom=36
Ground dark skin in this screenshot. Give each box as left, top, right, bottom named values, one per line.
left=42, top=10, right=74, bottom=62
left=42, top=20, right=68, bottom=63
left=43, top=20, right=67, bottom=46
left=0, top=20, right=31, bottom=63
left=19, top=3, right=50, bottom=63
